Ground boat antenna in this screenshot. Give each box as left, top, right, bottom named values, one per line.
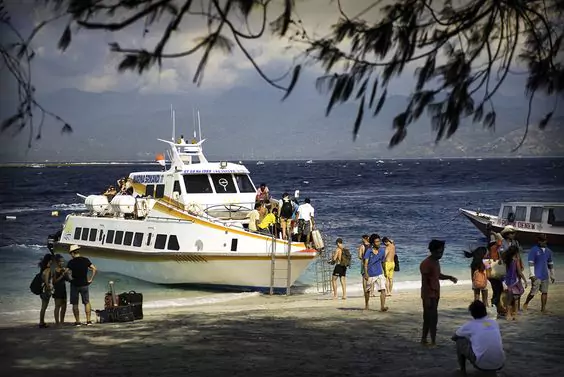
left=192, top=107, right=197, bottom=141
left=170, top=104, right=176, bottom=142
left=197, top=110, right=202, bottom=141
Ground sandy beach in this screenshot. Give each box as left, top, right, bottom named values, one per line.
left=2, top=283, right=564, bottom=377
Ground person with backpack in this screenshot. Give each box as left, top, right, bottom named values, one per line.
left=470, top=248, right=489, bottom=305
left=37, top=254, right=53, bottom=328
left=331, top=238, right=349, bottom=300
left=278, top=193, right=294, bottom=240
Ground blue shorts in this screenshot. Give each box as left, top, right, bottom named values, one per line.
left=70, top=285, right=90, bottom=305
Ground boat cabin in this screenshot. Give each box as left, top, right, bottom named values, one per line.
left=497, top=202, right=564, bottom=230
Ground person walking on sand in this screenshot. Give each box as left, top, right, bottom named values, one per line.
left=331, top=238, right=348, bottom=299
left=451, top=300, right=505, bottom=376
left=500, top=225, right=524, bottom=310
left=358, top=234, right=370, bottom=292
left=420, top=239, right=458, bottom=346
left=383, top=237, right=396, bottom=296
left=363, top=234, right=387, bottom=311
left=523, top=234, right=555, bottom=313
left=503, top=246, right=527, bottom=321
left=67, top=245, right=97, bottom=326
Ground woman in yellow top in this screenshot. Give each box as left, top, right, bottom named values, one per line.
left=258, top=208, right=278, bottom=235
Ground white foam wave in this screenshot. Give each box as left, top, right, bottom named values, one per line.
left=0, top=203, right=85, bottom=215
left=0, top=243, right=46, bottom=250
left=143, top=292, right=259, bottom=309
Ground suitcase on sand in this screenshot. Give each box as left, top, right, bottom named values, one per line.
left=118, top=291, right=143, bottom=320
left=96, top=306, right=135, bottom=323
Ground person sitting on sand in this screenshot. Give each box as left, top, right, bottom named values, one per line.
left=358, top=235, right=370, bottom=292
left=452, top=300, right=505, bottom=376
left=420, top=239, right=458, bottom=346
left=382, top=237, right=396, bottom=296
left=331, top=238, right=347, bottom=300
left=523, top=234, right=555, bottom=313
left=363, top=234, right=387, bottom=311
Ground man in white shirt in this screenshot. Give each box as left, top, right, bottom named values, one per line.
left=297, top=198, right=315, bottom=246
left=452, top=300, right=505, bottom=375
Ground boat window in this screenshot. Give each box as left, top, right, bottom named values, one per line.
left=107, top=230, right=115, bottom=244
left=529, top=207, right=544, bottom=223
left=211, top=174, right=237, bottom=194
left=81, top=228, right=89, bottom=241
left=501, top=206, right=513, bottom=219
left=167, top=235, right=180, bottom=251
left=173, top=180, right=181, bottom=194
left=514, top=206, right=527, bottom=221
left=155, top=234, right=167, bottom=249
left=114, top=231, right=124, bottom=245
left=548, top=208, right=564, bottom=226
left=145, top=184, right=155, bottom=197
left=133, top=232, right=143, bottom=247
left=99, top=230, right=103, bottom=241
left=89, top=229, right=98, bottom=242
left=183, top=174, right=213, bottom=194
left=74, top=227, right=82, bottom=240
left=234, top=174, right=256, bottom=193
left=155, top=184, right=165, bottom=198
left=123, top=231, right=133, bottom=246
left=146, top=233, right=152, bottom=246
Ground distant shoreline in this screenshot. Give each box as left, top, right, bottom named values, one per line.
left=1, top=155, right=563, bottom=167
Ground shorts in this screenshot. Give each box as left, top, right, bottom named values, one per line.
left=456, top=337, right=477, bottom=365
left=280, top=217, right=290, bottom=229
left=529, top=279, right=549, bottom=295
left=472, top=288, right=488, bottom=295
left=365, top=274, right=386, bottom=292
left=40, top=291, right=51, bottom=302
left=384, top=261, right=395, bottom=279
left=333, top=264, right=347, bottom=277
left=70, top=285, right=90, bottom=305
left=298, top=219, right=311, bottom=235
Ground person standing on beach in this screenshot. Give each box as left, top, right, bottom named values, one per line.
left=523, top=234, right=555, bottom=312
left=67, top=245, right=97, bottom=326
left=363, top=234, right=387, bottom=311
left=358, top=235, right=370, bottom=292
left=420, top=239, right=458, bottom=346
left=484, top=234, right=505, bottom=318
left=500, top=226, right=524, bottom=310
left=52, top=254, right=71, bottom=326
left=451, top=300, right=505, bottom=375
left=38, top=254, right=53, bottom=328
left=383, top=237, right=396, bottom=296
left=331, top=238, right=347, bottom=300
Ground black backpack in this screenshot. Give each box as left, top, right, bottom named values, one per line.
left=340, top=248, right=352, bottom=267
left=394, top=254, right=400, bottom=272
left=280, top=199, right=293, bottom=219
left=30, top=273, right=43, bottom=295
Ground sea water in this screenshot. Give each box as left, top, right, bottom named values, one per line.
left=1, top=157, right=563, bottom=323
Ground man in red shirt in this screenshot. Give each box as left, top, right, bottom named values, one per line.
left=420, top=239, right=458, bottom=346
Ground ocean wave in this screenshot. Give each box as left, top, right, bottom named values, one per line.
left=143, top=292, right=259, bottom=309
left=0, top=203, right=85, bottom=215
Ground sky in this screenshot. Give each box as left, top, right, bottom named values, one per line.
left=0, top=0, right=562, bottom=162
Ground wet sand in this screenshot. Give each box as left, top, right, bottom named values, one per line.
left=1, top=284, right=564, bottom=377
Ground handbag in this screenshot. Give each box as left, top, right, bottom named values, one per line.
left=509, top=280, right=525, bottom=296
left=484, top=259, right=506, bottom=279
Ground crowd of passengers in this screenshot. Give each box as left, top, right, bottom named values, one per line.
left=248, top=183, right=315, bottom=245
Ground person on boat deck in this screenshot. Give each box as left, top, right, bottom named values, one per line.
left=500, top=225, right=524, bottom=310
left=523, top=234, right=555, bottom=313
left=278, top=192, right=294, bottom=240
left=258, top=208, right=278, bottom=235
left=255, top=183, right=270, bottom=203
left=178, top=135, right=186, bottom=144
left=247, top=202, right=261, bottom=232
left=103, top=185, right=117, bottom=200
left=297, top=198, right=315, bottom=246
left=452, top=300, right=505, bottom=376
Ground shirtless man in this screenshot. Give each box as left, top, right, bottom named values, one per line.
left=383, top=237, right=396, bottom=296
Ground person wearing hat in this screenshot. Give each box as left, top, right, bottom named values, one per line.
left=523, top=234, right=555, bottom=312
left=420, top=239, right=458, bottom=346
left=67, top=245, right=97, bottom=326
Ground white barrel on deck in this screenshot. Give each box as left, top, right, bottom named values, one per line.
left=110, top=195, right=136, bottom=214
left=85, top=195, right=110, bottom=215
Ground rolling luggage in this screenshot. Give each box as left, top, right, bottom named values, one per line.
left=118, top=291, right=143, bottom=320
left=96, top=306, right=135, bottom=323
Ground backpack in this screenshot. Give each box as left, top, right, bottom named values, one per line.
left=340, top=248, right=352, bottom=267
left=472, top=269, right=488, bottom=290
left=394, top=254, right=400, bottom=272
left=280, top=199, right=293, bottom=219
left=30, top=273, right=44, bottom=295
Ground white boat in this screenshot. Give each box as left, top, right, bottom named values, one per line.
left=51, top=137, right=319, bottom=291
left=459, top=202, right=564, bottom=246
left=256, top=161, right=264, bottom=165
left=305, top=160, right=313, bottom=164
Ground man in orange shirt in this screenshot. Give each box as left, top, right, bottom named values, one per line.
left=420, top=239, right=458, bottom=346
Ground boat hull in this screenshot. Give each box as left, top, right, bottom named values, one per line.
left=53, top=243, right=316, bottom=289
left=459, top=209, right=564, bottom=246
